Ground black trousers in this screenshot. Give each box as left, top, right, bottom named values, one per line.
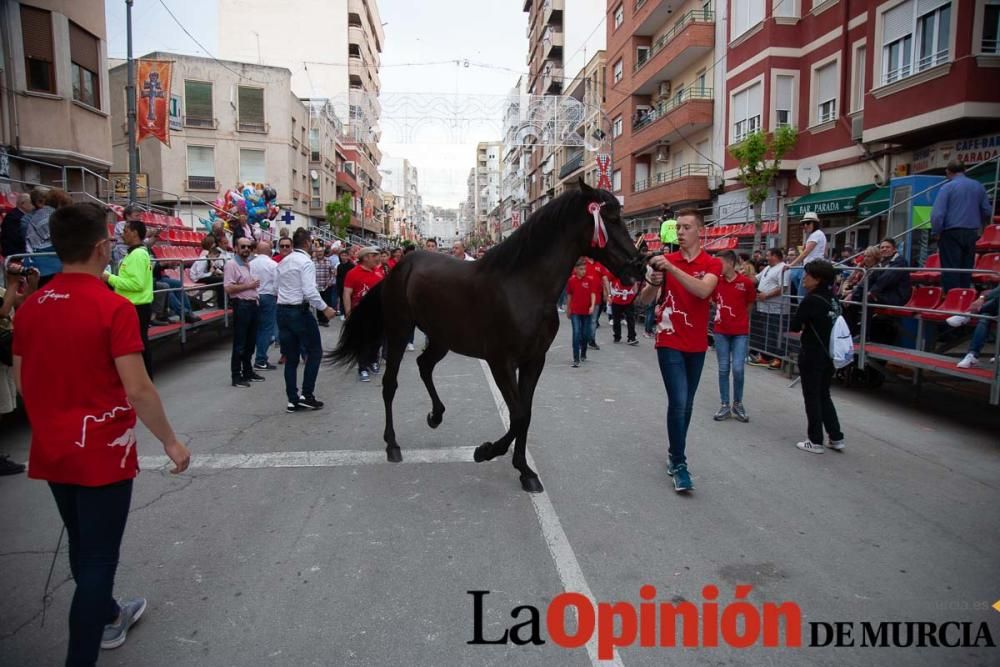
left=49, top=480, right=133, bottom=667
left=799, top=353, right=844, bottom=446
left=231, top=299, right=259, bottom=381
left=938, top=228, right=979, bottom=292
left=611, top=303, right=637, bottom=341
left=135, top=303, right=153, bottom=380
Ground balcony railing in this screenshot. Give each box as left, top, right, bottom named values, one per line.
left=633, top=87, right=713, bottom=131
left=183, top=115, right=216, bottom=129
left=984, top=37, right=999, bottom=54
left=884, top=48, right=950, bottom=85
left=633, top=164, right=713, bottom=193
left=559, top=151, right=584, bottom=179
left=237, top=119, right=268, bottom=133
left=634, top=9, right=715, bottom=73
left=186, top=176, right=217, bottom=191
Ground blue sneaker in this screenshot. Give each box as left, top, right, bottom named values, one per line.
left=671, top=464, right=693, bottom=492
left=101, top=597, right=146, bottom=649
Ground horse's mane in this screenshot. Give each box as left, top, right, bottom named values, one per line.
left=478, top=188, right=595, bottom=271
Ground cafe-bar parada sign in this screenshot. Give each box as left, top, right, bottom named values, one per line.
left=912, top=133, right=1000, bottom=173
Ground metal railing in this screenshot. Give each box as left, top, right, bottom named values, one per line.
left=634, top=164, right=714, bottom=193
left=633, top=9, right=715, bottom=73
left=633, top=88, right=713, bottom=131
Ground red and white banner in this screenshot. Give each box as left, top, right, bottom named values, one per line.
left=512, top=211, right=521, bottom=228
left=596, top=154, right=612, bottom=190
left=137, top=60, right=172, bottom=146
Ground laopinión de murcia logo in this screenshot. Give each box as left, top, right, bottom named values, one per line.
left=468, top=586, right=997, bottom=658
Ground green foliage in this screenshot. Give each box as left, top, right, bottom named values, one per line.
left=729, top=125, right=798, bottom=247
left=325, top=194, right=353, bottom=238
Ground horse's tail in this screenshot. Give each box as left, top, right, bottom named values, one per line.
left=326, top=281, right=385, bottom=368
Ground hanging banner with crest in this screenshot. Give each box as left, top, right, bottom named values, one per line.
left=136, top=60, right=173, bottom=146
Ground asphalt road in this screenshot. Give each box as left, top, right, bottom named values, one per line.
left=1, top=316, right=998, bottom=666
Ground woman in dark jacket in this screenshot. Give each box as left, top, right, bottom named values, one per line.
left=790, top=260, right=845, bottom=455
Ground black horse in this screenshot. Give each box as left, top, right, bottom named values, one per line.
left=328, top=180, right=646, bottom=492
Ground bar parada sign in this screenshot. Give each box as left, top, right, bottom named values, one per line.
left=912, top=133, right=1000, bottom=173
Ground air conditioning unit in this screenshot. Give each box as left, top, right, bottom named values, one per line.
left=658, top=81, right=671, bottom=98
left=851, top=114, right=864, bottom=141
left=655, top=145, right=670, bottom=163
left=708, top=173, right=722, bottom=190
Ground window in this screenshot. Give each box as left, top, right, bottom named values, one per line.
left=773, top=0, right=798, bottom=17
left=851, top=45, right=867, bottom=112
left=731, top=0, right=764, bottom=40
left=69, top=23, right=100, bottom=108
left=731, top=81, right=762, bottom=142
left=309, top=128, right=321, bottom=161
left=237, top=86, right=266, bottom=132
left=239, top=149, right=266, bottom=184
left=20, top=6, right=55, bottom=93
left=612, top=169, right=622, bottom=192
left=881, top=0, right=952, bottom=85
left=186, top=146, right=215, bottom=190
left=636, top=46, right=651, bottom=67
left=614, top=4, right=624, bottom=29
left=613, top=59, right=623, bottom=83
left=814, top=61, right=838, bottom=124
left=775, top=75, right=794, bottom=127
left=612, top=116, right=623, bottom=137
left=184, top=81, right=213, bottom=127
left=985, top=1, right=1000, bottom=54
left=695, top=70, right=707, bottom=94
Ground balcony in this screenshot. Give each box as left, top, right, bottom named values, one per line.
left=349, top=56, right=365, bottom=82
left=542, top=64, right=563, bottom=95
left=631, top=88, right=713, bottom=150
left=542, top=0, right=563, bottom=25
left=558, top=150, right=584, bottom=179
left=336, top=169, right=359, bottom=193
left=542, top=27, right=563, bottom=58
left=632, top=9, right=715, bottom=95
left=628, top=164, right=712, bottom=214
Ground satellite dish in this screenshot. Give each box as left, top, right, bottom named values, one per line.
left=309, top=170, right=319, bottom=181
left=796, top=161, right=821, bottom=187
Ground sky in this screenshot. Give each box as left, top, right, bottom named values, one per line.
left=105, top=0, right=529, bottom=208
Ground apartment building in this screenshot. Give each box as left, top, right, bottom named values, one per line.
left=555, top=50, right=607, bottom=196
left=474, top=141, right=502, bottom=240
left=0, top=0, right=111, bottom=194
left=605, top=0, right=720, bottom=228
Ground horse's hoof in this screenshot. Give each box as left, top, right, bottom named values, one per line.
left=386, top=447, right=403, bottom=463
left=520, top=476, right=544, bottom=494
left=473, top=442, right=493, bottom=463
left=426, top=412, right=443, bottom=429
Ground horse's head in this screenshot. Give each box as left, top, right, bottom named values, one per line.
left=577, top=178, right=645, bottom=284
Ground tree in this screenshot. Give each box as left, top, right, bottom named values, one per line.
left=729, top=125, right=798, bottom=250
left=325, top=194, right=353, bottom=239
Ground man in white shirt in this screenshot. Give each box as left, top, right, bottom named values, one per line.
left=275, top=228, right=335, bottom=413
left=750, top=248, right=788, bottom=368
left=251, top=241, right=278, bottom=370
left=784, top=211, right=827, bottom=298
left=451, top=241, right=475, bottom=261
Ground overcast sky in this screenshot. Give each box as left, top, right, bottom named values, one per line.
left=106, top=0, right=528, bottom=208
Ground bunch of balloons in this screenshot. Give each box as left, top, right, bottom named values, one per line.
left=207, top=183, right=279, bottom=231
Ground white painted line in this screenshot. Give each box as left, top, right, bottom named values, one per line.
left=478, top=360, right=624, bottom=667
left=139, top=446, right=480, bottom=470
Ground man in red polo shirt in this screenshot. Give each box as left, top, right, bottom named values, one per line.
left=343, top=246, right=385, bottom=381
left=608, top=272, right=639, bottom=345
left=12, top=202, right=190, bottom=665
left=583, top=258, right=609, bottom=349
left=638, top=208, right=721, bottom=493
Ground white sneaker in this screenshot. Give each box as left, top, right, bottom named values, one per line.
left=406, top=343, right=415, bottom=351
left=957, top=353, right=979, bottom=369
left=795, top=440, right=825, bottom=454
left=826, top=438, right=846, bottom=451
left=946, top=315, right=971, bottom=328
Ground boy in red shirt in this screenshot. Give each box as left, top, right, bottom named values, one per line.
left=343, top=246, right=385, bottom=381
left=565, top=260, right=597, bottom=367
left=638, top=208, right=721, bottom=492
left=711, top=250, right=757, bottom=423
left=584, top=258, right=609, bottom=349
left=608, top=272, right=639, bottom=345
left=12, top=203, right=190, bottom=664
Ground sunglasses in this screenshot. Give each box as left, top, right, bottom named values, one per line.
left=238, top=244, right=253, bottom=249
left=279, top=244, right=292, bottom=249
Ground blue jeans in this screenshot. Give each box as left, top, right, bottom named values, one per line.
left=49, top=479, right=133, bottom=667
left=569, top=314, right=592, bottom=362
left=277, top=305, right=322, bottom=403
left=970, top=298, right=998, bottom=356
left=714, top=333, right=748, bottom=405
left=161, top=277, right=191, bottom=317
left=645, top=303, right=656, bottom=334
left=656, top=348, right=706, bottom=466
left=789, top=267, right=805, bottom=298
left=255, top=294, right=277, bottom=365
left=329, top=285, right=340, bottom=313
left=590, top=302, right=602, bottom=343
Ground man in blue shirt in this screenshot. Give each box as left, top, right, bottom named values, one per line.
left=930, top=161, right=993, bottom=292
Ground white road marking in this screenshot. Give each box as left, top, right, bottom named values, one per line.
left=139, top=447, right=479, bottom=470
left=478, top=360, right=624, bottom=667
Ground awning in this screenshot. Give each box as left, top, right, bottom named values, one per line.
left=857, top=186, right=890, bottom=218
left=785, top=184, right=876, bottom=218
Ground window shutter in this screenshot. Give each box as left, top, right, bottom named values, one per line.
left=916, top=0, right=948, bottom=16
left=69, top=22, right=99, bottom=73
left=20, top=6, right=54, bottom=62
left=238, top=86, right=265, bottom=126
left=883, top=0, right=914, bottom=43
left=818, top=63, right=837, bottom=102
left=239, top=149, right=266, bottom=183
left=776, top=75, right=792, bottom=111
left=187, top=146, right=215, bottom=177
left=747, top=82, right=763, bottom=119
left=185, top=81, right=213, bottom=119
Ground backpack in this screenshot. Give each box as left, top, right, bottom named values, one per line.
left=809, top=297, right=855, bottom=369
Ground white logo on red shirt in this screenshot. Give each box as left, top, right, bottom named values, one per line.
left=656, top=289, right=691, bottom=334
left=714, top=295, right=737, bottom=324
left=75, top=404, right=136, bottom=467
left=37, top=290, right=70, bottom=304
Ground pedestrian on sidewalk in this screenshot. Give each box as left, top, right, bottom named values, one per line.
left=639, top=208, right=721, bottom=492
left=566, top=259, right=597, bottom=367
left=712, top=250, right=757, bottom=423
left=12, top=202, right=190, bottom=665
left=104, top=219, right=155, bottom=380
left=275, top=228, right=335, bottom=412
left=224, top=239, right=263, bottom=388
left=789, top=260, right=846, bottom=454
left=931, top=160, right=992, bottom=292
left=251, top=241, right=278, bottom=370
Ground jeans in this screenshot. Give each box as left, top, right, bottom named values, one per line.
left=656, top=348, right=706, bottom=466
left=328, top=286, right=340, bottom=313
left=789, top=267, right=805, bottom=299
left=135, top=303, right=153, bottom=380
left=715, top=333, right=748, bottom=405
left=255, top=294, right=277, bottom=365
left=161, top=277, right=191, bottom=317
left=569, top=314, right=592, bottom=362
left=590, top=302, right=602, bottom=343
left=611, top=303, right=636, bottom=341
left=231, top=299, right=259, bottom=381
left=49, top=480, right=133, bottom=667
left=970, top=298, right=999, bottom=356
left=799, top=352, right=843, bottom=445
left=277, top=305, right=322, bottom=403
left=938, top=228, right=979, bottom=292
left=317, top=287, right=333, bottom=323
left=644, top=303, right=656, bottom=334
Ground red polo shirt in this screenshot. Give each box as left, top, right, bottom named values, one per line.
left=608, top=276, right=638, bottom=305
left=343, top=264, right=383, bottom=310
left=13, top=273, right=144, bottom=486
left=566, top=274, right=597, bottom=315
left=654, top=250, right=722, bottom=353
left=585, top=260, right=608, bottom=297
left=713, top=272, right=757, bottom=336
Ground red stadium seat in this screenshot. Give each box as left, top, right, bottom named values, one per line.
left=972, top=253, right=1000, bottom=284
left=878, top=286, right=942, bottom=317
left=976, top=224, right=1000, bottom=252
left=911, top=253, right=941, bottom=283
left=919, top=288, right=978, bottom=322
